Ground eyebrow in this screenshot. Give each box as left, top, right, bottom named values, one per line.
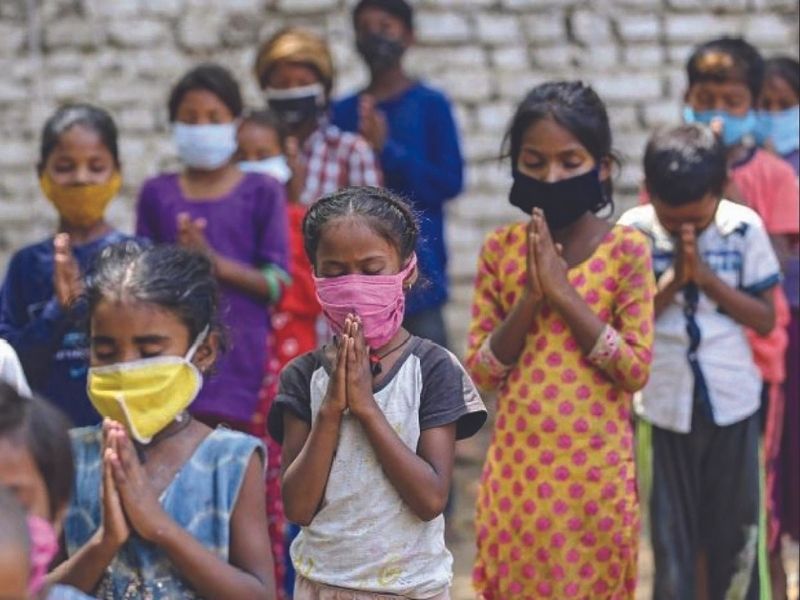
left=91, top=334, right=170, bottom=345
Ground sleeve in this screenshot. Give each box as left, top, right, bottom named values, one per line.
left=586, top=229, right=656, bottom=393
left=0, top=340, right=31, bottom=396
left=463, top=230, right=511, bottom=392
left=0, top=252, right=69, bottom=383
left=741, top=217, right=782, bottom=294
left=346, top=135, right=383, bottom=188
left=254, top=177, right=290, bottom=272
left=761, top=165, right=800, bottom=235
left=380, top=93, right=464, bottom=210
left=418, top=343, right=487, bottom=440
left=267, top=353, right=315, bottom=443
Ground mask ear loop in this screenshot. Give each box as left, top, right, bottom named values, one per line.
left=185, top=325, right=211, bottom=362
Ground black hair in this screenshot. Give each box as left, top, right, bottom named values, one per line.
left=39, top=103, right=119, bottom=169
left=644, top=123, right=727, bottom=206
left=503, top=80, right=616, bottom=214
left=303, top=186, right=419, bottom=268
left=686, top=37, right=764, bottom=100
left=84, top=241, right=226, bottom=353
left=764, top=55, right=800, bottom=98
left=241, top=109, right=287, bottom=146
left=353, top=0, right=414, bottom=32
left=168, top=63, right=244, bottom=122
left=0, top=381, right=74, bottom=519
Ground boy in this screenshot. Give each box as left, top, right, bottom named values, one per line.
left=331, top=0, right=464, bottom=347
left=620, top=124, right=780, bottom=599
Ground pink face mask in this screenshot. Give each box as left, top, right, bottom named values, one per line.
left=27, top=514, right=59, bottom=596
left=314, top=254, right=417, bottom=349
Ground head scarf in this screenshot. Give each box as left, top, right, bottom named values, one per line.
left=254, top=27, right=334, bottom=93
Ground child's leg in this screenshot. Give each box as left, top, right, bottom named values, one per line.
left=701, top=412, right=760, bottom=600
left=650, top=423, right=702, bottom=599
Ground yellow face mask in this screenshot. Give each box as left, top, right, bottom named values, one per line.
left=40, top=171, right=121, bottom=228
left=87, top=328, right=207, bottom=444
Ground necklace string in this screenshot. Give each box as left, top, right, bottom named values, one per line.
left=369, top=332, right=412, bottom=375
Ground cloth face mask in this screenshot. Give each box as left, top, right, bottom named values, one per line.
left=238, top=155, right=292, bottom=184
left=264, top=83, right=326, bottom=127
left=87, top=327, right=208, bottom=444
left=508, top=167, right=604, bottom=230
left=756, top=106, right=800, bottom=155
left=40, top=171, right=121, bottom=228
left=682, top=106, right=758, bottom=147
left=356, top=32, right=406, bottom=71
left=27, top=514, right=59, bottom=597
left=313, top=255, right=417, bottom=349
left=173, top=123, right=237, bottom=170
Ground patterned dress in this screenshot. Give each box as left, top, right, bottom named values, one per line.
left=466, top=223, right=655, bottom=599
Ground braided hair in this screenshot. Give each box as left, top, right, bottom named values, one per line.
left=302, top=186, right=419, bottom=268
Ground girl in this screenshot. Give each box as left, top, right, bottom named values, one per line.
left=466, top=82, right=655, bottom=599
left=0, top=104, right=133, bottom=427
left=758, top=56, right=800, bottom=175
left=54, top=242, right=275, bottom=598
left=0, top=380, right=92, bottom=599
left=137, top=63, right=289, bottom=433
left=268, top=187, right=486, bottom=599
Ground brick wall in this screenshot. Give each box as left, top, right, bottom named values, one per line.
left=0, top=0, right=797, bottom=353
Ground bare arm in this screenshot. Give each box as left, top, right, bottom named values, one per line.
left=212, top=254, right=271, bottom=302
left=699, top=271, right=775, bottom=336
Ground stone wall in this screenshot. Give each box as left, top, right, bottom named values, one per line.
left=0, top=0, right=797, bottom=353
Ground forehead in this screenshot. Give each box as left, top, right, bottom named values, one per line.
left=521, top=117, right=585, bottom=151
left=268, top=62, right=320, bottom=85
left=91, top=297, right=187, bottom=335
left=316, top=217, right=397, bottom=256
left=177, top=88, right=230, bottom=112
left=689, top=78, right=751, bottom=96
left=762, top=74, right=799, bottom=101
left=50, top=125, right=109, bottom=155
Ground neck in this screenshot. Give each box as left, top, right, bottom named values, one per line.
left=58, top=219, right=111, bottom=245
left=137, top=412, right=192, bottom=454
left=726, top=142, right=752, bottom=166
left=184, top=162, right=236, bottom=183
left=366, top=66, right=412, bottom=100
left=289, top=118, right=322, bottom=145
left=550, top=211, right=595, bottom=246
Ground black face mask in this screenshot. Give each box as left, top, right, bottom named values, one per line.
left=508, top=168, right=605, bottom=230
left=356, top=33, right=405, bottom=71
left=264, top=83, right=325, bottom=127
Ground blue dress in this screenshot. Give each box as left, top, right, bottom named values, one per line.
left=64, top=425, right=264, bottom=599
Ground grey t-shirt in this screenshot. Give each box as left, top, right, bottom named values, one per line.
left=269, top=336, right=486, bottom=597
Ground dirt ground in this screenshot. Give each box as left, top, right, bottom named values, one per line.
left=446, top=416, right=799, bottom=600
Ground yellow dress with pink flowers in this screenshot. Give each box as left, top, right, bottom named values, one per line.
left=466, top=223, right=655, bottom=600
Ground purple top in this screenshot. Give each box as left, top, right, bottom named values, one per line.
left=782, top=148, right=800, bottom=176
left=781, top=149, right=800, bottom=307
left=136, top=172, right=289, bottom=421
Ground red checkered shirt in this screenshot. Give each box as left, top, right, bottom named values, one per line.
left=299, top=120, right=382, bottom=204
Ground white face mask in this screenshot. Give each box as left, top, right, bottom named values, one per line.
left=238, top=155, right=292, bottom=184
left=173, top=123, right=238, bottom=170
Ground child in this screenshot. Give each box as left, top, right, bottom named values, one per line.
left=0, top=485, right=29, bottom=599
left=268, top=187, right=486, bottom=599
left=466, top=81, right=655, bottom=599
left=681, top=37, right=799, bottom=587
left=254, top=27, right=381, bottom=206
left=332, top=0, right=464, bottom=347
left=620, top=123, right=781, bottom=599
left=136, top=63, right=289, bottom=433
left=236, top=109, right=292, bottom=184
left=0, top=380, right=92, bottom=599
left=0, top=104, right=133, bottom=427
left=53, top=242, right=275, bottom=598
left=758, top=56, right=800, bottom=175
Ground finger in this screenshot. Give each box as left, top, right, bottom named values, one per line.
left=177, top=212, right=190, bottom=229
left=195, top=218, right=207, bottom=231
left=555, top=243, right=564, bottom=256
left=709, top=117, right=724, bottom=138
left=113, top=430, right=138, bottom=474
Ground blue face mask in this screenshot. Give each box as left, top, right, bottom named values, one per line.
left=173, top=123, right=237, bottom=170
left=756, top=106, right=800, bottom=156
left=238, top=155, right=292, bottom=184
left=682, top=106, right=758, bottom=147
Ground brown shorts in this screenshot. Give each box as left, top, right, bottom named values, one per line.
left=294, top=576, right=451, bottom=600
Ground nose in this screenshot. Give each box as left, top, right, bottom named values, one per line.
left=73, top=165, right=93, bottom=185
left=543, top=164, right=567, bottom=183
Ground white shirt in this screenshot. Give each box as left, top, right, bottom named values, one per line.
left=0, top=338, right=31, bottom=396
left=618, top=200, right=780, bottom=433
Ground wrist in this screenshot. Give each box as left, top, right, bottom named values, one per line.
left=317, top=404, right=344, bottom=427
left=548, top=281, right=577, bottom=311
left=350, top=396, right=380, bottom=423
left=95, top=527, right=123, bottom=556
left=141, top=511, right=175, bottom=545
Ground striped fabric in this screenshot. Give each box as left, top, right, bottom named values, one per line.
left=299, top=120, right=381, bottom=205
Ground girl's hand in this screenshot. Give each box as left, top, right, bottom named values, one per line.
left=345, top=316, right=377, bottom=421
left=99, top=420, right=129, bottom=550
left=320, top=323, right=349, bottom=419
left=285, top=137, right=307, bottom=204
left=107, top=427, right=171, bottom=544
left=525, top=218, right=544, bottom=304
left=531, top=209, right=570, bottom=302
left=53, top=233, right=84, bottom=309
left=176, top=213, right=212, bottom=255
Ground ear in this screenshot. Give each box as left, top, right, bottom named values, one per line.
left=192, top=331, right=219, bottom=374
left=598, top=156, right=613, bottom=182
left=403, top=264, right=418, bottom=290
